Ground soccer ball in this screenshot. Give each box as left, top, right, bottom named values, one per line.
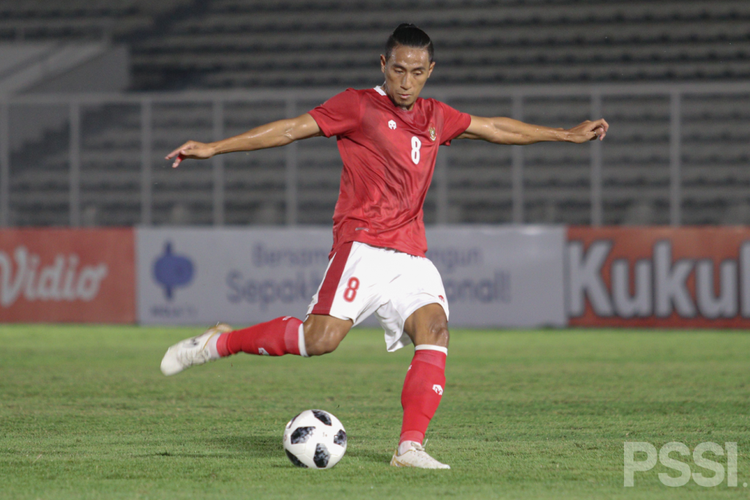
left=282, top=409, right=347, bottom=469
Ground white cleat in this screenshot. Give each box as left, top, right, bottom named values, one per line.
left=160, top=323, right=232, bottom=376
left=390, top=442, right=451, bottom=469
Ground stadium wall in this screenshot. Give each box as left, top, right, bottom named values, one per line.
left=2, top=226, right=750, bottom=328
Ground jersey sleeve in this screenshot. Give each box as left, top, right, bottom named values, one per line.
left=308, top=89, right=362, bottom=138
left=438, top=101, right=471, bottom=146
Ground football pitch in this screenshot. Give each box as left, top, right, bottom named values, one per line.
left=1, top=325, right=748, bottom=499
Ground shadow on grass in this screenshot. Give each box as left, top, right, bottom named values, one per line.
left=345, top=447, right=392, bottom=466
left=130, top=435, right=280, bottom=460
left=210, top=434, right=391, bottom=465
left=133, top=450, right=239, bottom=459
left=210, top=434, right=281, bottom=458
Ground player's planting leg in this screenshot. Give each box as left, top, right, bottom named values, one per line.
left=391, top=345, right=450, bottom=469
left=391, top=303, right=451, bottom=469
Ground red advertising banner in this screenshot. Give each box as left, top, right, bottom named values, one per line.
left=567, top=226, right=750, bottom=328
left=0, top=228, right=135, bottom=323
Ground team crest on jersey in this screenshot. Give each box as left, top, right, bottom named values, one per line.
left=428, top=125, right=436, bottom=142
left=388, top=120, right=397, bottom=130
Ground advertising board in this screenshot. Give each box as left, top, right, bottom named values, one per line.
left=0, top=228, right=135, bottom=323
left=137, top=226, right=567, bottom=328
left=137, top=228, right=332, bottom=325
left=426, top=226, right=566, bottom=327
left=568, top=227, right=750, bottom=327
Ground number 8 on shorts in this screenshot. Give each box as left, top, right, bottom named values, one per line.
left=343, top=277, right=360, bottom=302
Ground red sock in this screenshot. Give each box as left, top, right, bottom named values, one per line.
left=216, top=316, right=304, bottom=357
left=399, top=347, right=447, bottom=445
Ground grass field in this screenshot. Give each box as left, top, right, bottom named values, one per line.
left=1, top=325, right=749, bottom=499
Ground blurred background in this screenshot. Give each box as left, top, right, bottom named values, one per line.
left=3, top=6, right=749, bottom=497
left=1, top=0, right=748, bottom=230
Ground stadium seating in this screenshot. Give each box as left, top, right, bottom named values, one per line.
left=9, top=90, right=748, bottom=227
left=0, top=0, right=157, bottom=41
left=128, top=0, right=750, bottom=90
left=3, top=0, right=749, bottom=227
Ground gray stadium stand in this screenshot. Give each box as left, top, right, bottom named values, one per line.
left=128, top=0, right=750, bottom=90
left=2, top=0, right=749, bottom=227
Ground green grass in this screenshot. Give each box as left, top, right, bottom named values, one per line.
left=1, top=325, right=749, bottom=499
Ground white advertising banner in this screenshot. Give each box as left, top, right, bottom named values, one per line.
left=136, top=226, right=566, bottom=328
left=425, top=226, right=566, bottom=328
left=137, top=228, right=332, bottom=325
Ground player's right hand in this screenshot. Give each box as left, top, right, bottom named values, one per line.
left=166, top=141, right=215, bottom=168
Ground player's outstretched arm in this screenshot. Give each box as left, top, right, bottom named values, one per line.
left=165, top=113, right=323, bottom=168
left=457, top=115, right=608, bottom=145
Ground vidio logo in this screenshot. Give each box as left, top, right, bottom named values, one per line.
left=624, top=442, right=738, bottom=487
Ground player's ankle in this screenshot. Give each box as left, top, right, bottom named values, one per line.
left=398, top=439, right=421, bottom=456
left=215, top=332, right=231, bottom=357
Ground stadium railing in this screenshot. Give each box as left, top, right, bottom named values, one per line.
left=1, top=81, right=749, bottom=228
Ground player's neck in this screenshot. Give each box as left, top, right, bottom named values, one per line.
left=381, top=82, right=416, bottom=111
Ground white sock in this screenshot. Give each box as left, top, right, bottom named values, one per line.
left=398, top=440, right=420, bottom=456
left=205, top=333, right=222, bottom=360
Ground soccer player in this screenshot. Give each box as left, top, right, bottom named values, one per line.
left=161, top=24, right=608, bottom=469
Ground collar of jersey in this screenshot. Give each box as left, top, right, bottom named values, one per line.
left=374, top=85, right=419, bottom=114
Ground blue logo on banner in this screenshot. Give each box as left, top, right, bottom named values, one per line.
left=153, top=242, right=194, bottom=300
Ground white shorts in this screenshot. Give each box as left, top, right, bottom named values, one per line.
left=306, top=242, right=450, bottom=352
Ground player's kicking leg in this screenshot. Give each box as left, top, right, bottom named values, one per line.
left=160, top=322, right=233, bottom=375
left=390, top=303, right=451, bottom=469
left=160, top=315, right=351, bottom=376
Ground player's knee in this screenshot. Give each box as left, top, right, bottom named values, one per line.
left=420, top=315, right=449, bottom=348
left=303, top=321, right=346, bottom=356
left=304, top=335, right=342, bottom=356
left=429, top=322, right=450, bottom=348
left=304, top=314, right=352, bottom=356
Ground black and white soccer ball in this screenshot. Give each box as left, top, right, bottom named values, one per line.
left=282, top=409, right=347, bottom=469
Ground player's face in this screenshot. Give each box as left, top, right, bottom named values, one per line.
left=380, top=45, right=435, bottom=110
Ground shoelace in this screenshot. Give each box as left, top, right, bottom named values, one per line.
left=402, top=439, right=429, bottom=454
left=177, top=340, right=211, bottom=366
left=409, top=440, right=445, bottom=463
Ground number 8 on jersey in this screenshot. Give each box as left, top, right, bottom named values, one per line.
left=411, top=136, right=421, bottom=165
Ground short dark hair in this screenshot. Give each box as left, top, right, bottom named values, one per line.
left=385, top=23, right=434, bottom=63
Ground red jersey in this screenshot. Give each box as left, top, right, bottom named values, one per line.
left=308, top=86, right=471, bottom=257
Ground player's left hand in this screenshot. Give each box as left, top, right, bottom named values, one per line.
left=566, top=119, right=609, bottom=143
